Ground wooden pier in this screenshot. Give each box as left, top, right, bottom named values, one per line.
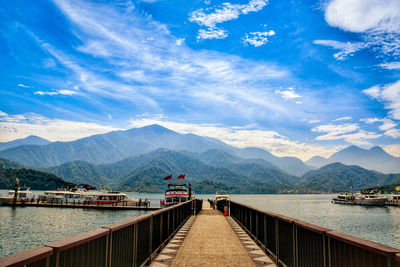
left=151, top=201, right=275, bottom=266
left=1, top=201, right=160, bottom=210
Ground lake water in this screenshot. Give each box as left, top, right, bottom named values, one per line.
left=1, top=192, right=399, bottom=258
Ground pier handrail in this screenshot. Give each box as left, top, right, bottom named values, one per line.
left=217, top=199, right=400, bottom=267
left=0, top=198, right=202, bottom=267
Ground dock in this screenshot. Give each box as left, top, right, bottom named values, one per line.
left=151, top=201, right=275, bottom=266
left=1, top=201, right=160, bottom=210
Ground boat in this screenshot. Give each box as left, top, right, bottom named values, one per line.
left=0, top=186, right=34, bottom=205
left=354, top=192, right=387, bottom=206
left=39, top=187, right=140, bottom=206
left=161, top=182, right=193, bottom=207
left=332, top=193, right=355, bottom=205
left=215, top=190, right=229, bottom=201
left=386, top=194, right=400, bottom=206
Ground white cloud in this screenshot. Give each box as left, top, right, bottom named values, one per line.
left=308, top=120, right=321, bottom=124
left=360, top=117, right=397, bottom=131
left=243, top=30, right=275, bottom=47
left=34, top=89, right=78, bottom=96
left=0, top=112, right=121, bottom=142
left=30, top=0, right=291, bottom=122
left=325, top=0, right=400, bottom=33
left=189, top=0, right=269, bottom=40
left=0, top=111, right=8, bottom=117
left=18, top=84, right=33, bottom=88
left=379, top=62, right=400, bottom=70
left=323, top=0, right=400, bottom=57
left=198, top=27, right=227, bottom=40
left=383, top=144, right=400, bottom=157
left=129, top=117, right=339, bottom=160
left=333, top=116, right=352, bottom=122
left=384, top=128, right=400, bottom=138
left=275, top=87, right=302, bottom=100
left=313, top=40, right=367, bottom=60
left=311, top=123, right=381, bottom=145
left=363, top=80, right=400, bottom=120
left=176, top=38, right=185, bottom=46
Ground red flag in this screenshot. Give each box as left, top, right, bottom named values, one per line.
left=177, top=174, right=185, bottom=180
left=163, top=175, right=172, bottom=181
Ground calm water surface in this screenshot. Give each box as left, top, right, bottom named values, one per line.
left=0, top=192, right=399, bottom=258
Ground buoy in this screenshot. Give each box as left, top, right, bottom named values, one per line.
left=224, top=205, right=228, bottom=216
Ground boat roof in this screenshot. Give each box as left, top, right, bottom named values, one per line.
left=168, top=183, right=187, bottom=186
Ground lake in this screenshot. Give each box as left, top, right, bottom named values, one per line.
left=0, top=192, right=399, bottom=258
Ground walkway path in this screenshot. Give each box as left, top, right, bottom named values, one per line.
left=151, top=201, right=275, bottom=267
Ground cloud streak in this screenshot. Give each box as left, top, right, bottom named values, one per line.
left=189, top=0, right=269, bottom=40
left=0, top=111, right=120, bottom=142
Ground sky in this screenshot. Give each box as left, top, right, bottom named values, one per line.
left=0, top=0, right=400, bottom=160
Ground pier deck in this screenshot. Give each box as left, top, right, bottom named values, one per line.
left=151, top=201, right=275, bottom=267
left=2, top=202, right=160, bottom=210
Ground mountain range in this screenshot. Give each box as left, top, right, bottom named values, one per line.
left=0, top=125, right=312, bottom=176
left=306, top=146, right=400, bottom=174
left=1, top=150, right=399, bottom=193
left=0, top=135, right=50, bottom=151
left=0, top=124, right=399, bottom=193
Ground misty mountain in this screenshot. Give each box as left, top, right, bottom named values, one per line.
left=0, top=157, right=25, bottom=169
left=298, top=162, right=400, bottom=193
left=306, top=146, right=400, bottom=174
left=45, top=149, right=292, bottom=193
left=0, top=136, right=51, bottom=151
left=234, top=147, right=314, bottom=176
left=0, top=125, right=231, bottom=168
left=0, top=125, right=311, bottom=176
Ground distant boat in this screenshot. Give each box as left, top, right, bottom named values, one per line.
left=0, top=187, right=33, bottom=205
left=386, top=194, right=400, bottom=206
left=215, top=190, right=229, bottom=201
left=332, top=193, right=355, bottom=205
left=354, top=192, right=387, bottom=206
left=332, top=191, right=387, bottom=206
left=161, top=183, right=194, bottom=207
left=39, top=187, right=140, bottom=206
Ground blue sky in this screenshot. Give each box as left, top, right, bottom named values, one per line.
left=0, top=0, right=400, bottom=160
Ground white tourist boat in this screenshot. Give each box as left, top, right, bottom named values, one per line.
left=215, top=190, right=229, bottom=201
left=353, top=192, right=387, bottom=206
left=0, top=187, right=34, bottom=205
left=332, top=193, right=355, bottom=205
left=40, top=187, right=140, bottom=206
left=386, top=194, right=400, bottom=206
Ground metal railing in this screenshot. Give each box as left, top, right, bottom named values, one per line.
left=0, top=199, right=202, bottom=267
left=217, top=200, right=400, bottom=267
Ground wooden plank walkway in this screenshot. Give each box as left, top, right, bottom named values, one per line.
left=151, top=201, right=276, bottom=267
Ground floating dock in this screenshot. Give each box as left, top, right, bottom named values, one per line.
left=1, top=201, right=160, bottom=210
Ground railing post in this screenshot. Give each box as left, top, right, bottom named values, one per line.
left=264, top=214, right=267, bottom=249
left=275, top=218, right=279, bottom=265
left=293, top=224, right=297, bottom=267
left=133, top=223, right=138, bottom=267
left=148, top=216, right=153, bottom=264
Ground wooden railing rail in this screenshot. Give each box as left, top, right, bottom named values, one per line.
left=0, top=199, right=202, bottom=267
left=217, top=200, right=400, bottom=267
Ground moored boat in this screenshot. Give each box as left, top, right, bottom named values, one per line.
left=386, top=194, right=400, bottom=206
left=160, top=174, right=194, bottom=207
left=215, top=190, right=229, bottom=201
left=332, top=193, right=355, bottom=205
left=354, top=192, right=387, bottom=206
left=0, top=178, right=33, bottom=205
left=40, top=186, right=140, bottom=206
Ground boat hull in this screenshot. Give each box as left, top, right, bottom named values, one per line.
left=354, top=198, right=387, bottom=206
